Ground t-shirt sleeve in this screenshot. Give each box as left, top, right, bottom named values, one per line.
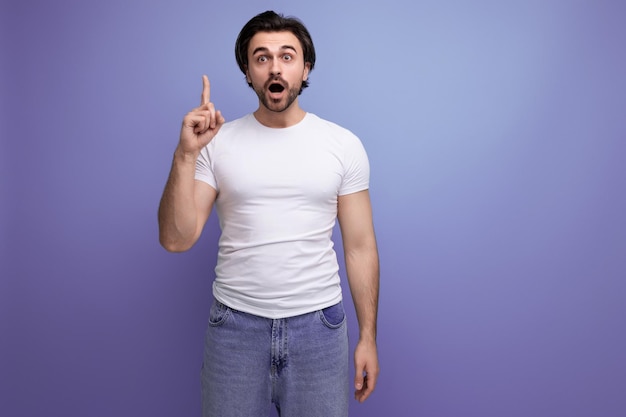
left=338, top=133, right=370, bottom=196
left=195, top=144, right=218, bottom=190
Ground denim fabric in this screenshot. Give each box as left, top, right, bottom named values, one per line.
left=201, top=299, right=349, bottom=417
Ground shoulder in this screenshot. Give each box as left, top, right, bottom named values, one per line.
left=306, top=113, right=353, bottom=134
left=199, top=114, right=253, bottom=160
left=305, top=113, right=362, bottom=144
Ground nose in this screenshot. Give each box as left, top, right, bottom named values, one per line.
left=270, top=58, right=281, bottom=77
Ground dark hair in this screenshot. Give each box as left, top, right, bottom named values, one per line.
left=235, top=10, right=316, bottom=92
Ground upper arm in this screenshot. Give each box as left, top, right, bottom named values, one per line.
left=337, top=190, right=376, bottom=251
left=192, top=179, right=218, bottom=242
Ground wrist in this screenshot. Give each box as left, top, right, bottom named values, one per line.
left=358, top=330, right=377, bottom=345
left=173, top=146, right=199, bottom=164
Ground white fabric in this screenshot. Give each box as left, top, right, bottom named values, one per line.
left=195, top=113, right=369, bottom=318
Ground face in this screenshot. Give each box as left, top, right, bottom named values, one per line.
left=246, top=31, right=310, bottom=113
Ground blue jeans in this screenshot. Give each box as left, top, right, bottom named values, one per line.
left=201, top=298, right=349, bottom=417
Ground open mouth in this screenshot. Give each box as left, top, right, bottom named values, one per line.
left=268, top=83, right=285, bottom=93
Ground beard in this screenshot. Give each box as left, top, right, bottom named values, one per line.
left=253, top=77, right=302, bottom=113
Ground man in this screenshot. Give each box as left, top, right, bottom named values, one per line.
left=158, top=10, right=379, bottom=417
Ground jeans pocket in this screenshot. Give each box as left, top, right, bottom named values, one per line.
left=208, top=299, right=231, bottom=327
left=319, top=301, right=346, bottom=329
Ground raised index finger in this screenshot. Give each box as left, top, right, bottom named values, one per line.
left=201, top=75, right=210, bottom=105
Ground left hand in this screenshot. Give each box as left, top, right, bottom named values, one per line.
left=353, top=339, right=379, bottom=402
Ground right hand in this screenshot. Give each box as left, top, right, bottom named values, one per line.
left=178, top=75, right=226, bottom=157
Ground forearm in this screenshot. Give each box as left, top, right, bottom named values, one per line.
left=158, top=148, right=202, bottom=252
left=345, top=240, right=380, bottom=342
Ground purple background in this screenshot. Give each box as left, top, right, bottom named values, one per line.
left=2, top=1, right=625, bottom=416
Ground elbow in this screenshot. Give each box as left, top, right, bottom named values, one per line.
left=159, top=234, right=193, bottom=253
left=161, top=243, right=190, bottom=253
left=158, top=219, right=198, bottom=252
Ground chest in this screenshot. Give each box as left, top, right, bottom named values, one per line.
left=213, top=136, right=344, bottom=204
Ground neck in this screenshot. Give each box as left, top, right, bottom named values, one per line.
left=253, top=100, right=306, bottom=128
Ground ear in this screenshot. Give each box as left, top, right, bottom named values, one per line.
left=303, top=62, right=311, bottom=81
left=245, top=66, right=251, bottom=84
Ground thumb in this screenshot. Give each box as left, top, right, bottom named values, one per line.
left=216, top=110, right=226, bottom=127
left=354, top=368, right=365, bottom=390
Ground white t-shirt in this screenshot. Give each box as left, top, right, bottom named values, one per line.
left=195, top=113, right=369, bottom=318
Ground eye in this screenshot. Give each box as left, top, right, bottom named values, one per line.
left=257, top=56, right=268, bottom=63
left=283, top=54, right=293, bottom=61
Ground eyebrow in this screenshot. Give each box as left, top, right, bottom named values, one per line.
left=252, top=45, right=298, bottom=55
